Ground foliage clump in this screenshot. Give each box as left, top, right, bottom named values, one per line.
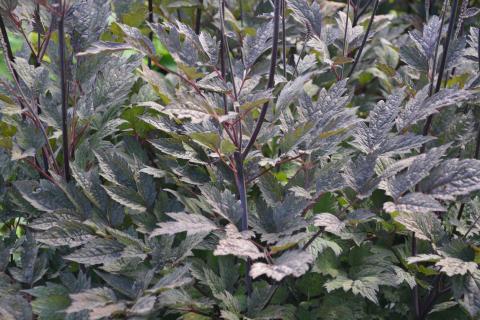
left=1, top=0, right=480, bottom=319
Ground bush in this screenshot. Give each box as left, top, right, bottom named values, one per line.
left=1, top=0, right=480, bottom=319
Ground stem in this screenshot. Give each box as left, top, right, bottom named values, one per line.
left=353, top=0, right=374, bottom=26
left=422, top=0, right=459, bottom=136
left=239, top=0, right=244, bottom=27
left=341, top=0, right=350, bottom=79
left=282, top=0, right=286, bottom=77
left=220, top=1, right=238, bottom=100
left=0, top=13, right=22, bottom=91
left=427, top=1, right=447, bottom=97
left=148, top=0, right=153, bottom=68
left=219, top=0, right=228, bottom=114
left=293, top=38, right=307, bottom=77
left=241, top=0, right=280, bottom=159
left=347, top=0, right=379, bottom=78
left=195, top=0, right=203, bottom=35
left=234, top=151, right=252, bottom=295
left=412, top=232, right=420, bottom=319
left=58, top=0, right=70, bottom=181
left=478, top=27, right=480, bottom=72
left=0, top=13, right=15, bottom=64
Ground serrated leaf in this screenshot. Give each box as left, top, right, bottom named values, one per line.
left=150, top=212, right=217, bottom=237
left=423, top=159, right=480, bottom=200
left=384, top=192, right=445, bottom=213
left=244, top=20, right=273, bottom=68
left=250, top=250, right=314, bottom=281
left=149, top=266, right=193, bottom=293
left=65, top=287, right=116, bottom=314
left=436, top=257, right=478, bottom=276
left=287, top=0, right=322, bottom=38
left=103, top=184, right=147, bottom=212
left=65, top=239, right=126, bottom=266
left=395, top=211, right=445, bottom=242
left=214, top=224, right=263, bottom=260
left=314, top=213, right=345, bottom=234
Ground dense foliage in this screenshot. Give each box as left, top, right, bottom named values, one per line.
left=1, top=0, right=480, bottom=319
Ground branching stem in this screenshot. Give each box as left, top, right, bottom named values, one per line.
left=241, top=0, right=280, bottom=159
left=347, top=0, right=379, bottom=78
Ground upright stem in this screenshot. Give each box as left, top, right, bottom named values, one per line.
left=220, top=1, right=237, bottom=99
left=239, top=0, right=244, bottom=27
left=347, top=0, right=379, bottom=78
left=342, top=0, right=350, bottom=57
left=477, top=27, right=480, bottom=71
left=0, top=14, right=14, bottom=64
left=241, top=0, right=280, bottom=159
left=281, top=0, right=286, bottom=77
left=148, top=0, right=153, bottom=68
left=412, top=232, right=420, bottom=319
left=219, top=0, right=228, bottom=114
left=427, top=1, right=447, bottom=97
left=58, top=1, right=70, bottom=181
left=352, top=0, right=374, bottom=26
left=234, top=151, right=251, bottom=294
left=423, top=0, right=459, bottom=136
left=341, top=0, right=350, bottom=79
left=195, top=0, right=203, bottom=35
left=0, top=13, right=22, bottom=94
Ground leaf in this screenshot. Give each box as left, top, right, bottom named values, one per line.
left=214, top=224, right=263, bottom=260
left=423, top=159, right=480, bottom=200
left=67, top=0, right=111, bottom=52
left=384, top=192, right=445, bottom=213
left=250, top=250, right=314, bottom=281
left=130, top=296, right=156, bottom=316
left=201, top=185, right=242, bottom=224
left=199, top=31, right=218, bottom=65
left=149, top=212, right=217, bottom=237
left=314, top=213, right=345, bottom=235
left=103, top=184, right=147, bottom=212
left=197, top=73, right=230, bottom=93
left=116, top=22, right=156, bottom=56
left=396, top=87, right=473, bottom=131
left=436, top=257, right=478, bottom=276
left=382, top=145, right=448, bottom=200
left=14, top=180, right=74, bottom=213
left=406, top=254, right=442, bottom=264
left=65, top=287, right=116, bottom=314
left=149, top=266, right=193, bottom=293
left=408, top=15, right=442, bottom=60
left=77, top=41, right=135, bottom=56
left=395, top=211, right=445, bottom=242
left=35, top=221, right=95, bottom=248
left=399, top=45, right=428, bottom=71
left=324, top=275, right=381, bottom=304
left=65, top=239, right=126, bottom=266
left=287, top=0, right=322, bottom=38
left=276, top=74, right=310, bottom=114
left=71, top=164, right=108, bottom=210
left=462, top=273, right=480, bottom=317
left=94, top=150, right=135, bottom=187
left=149, top=138, right=199, bottom=161
left=190, top=132, right=220, bottom=150
left=243, top=20, right=274, bottom=68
